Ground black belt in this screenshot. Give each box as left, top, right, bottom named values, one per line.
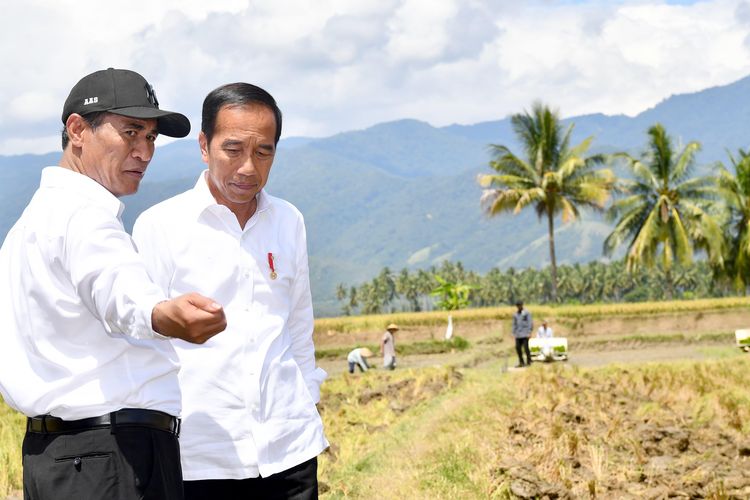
left=27, top=409, right=180, bottom=436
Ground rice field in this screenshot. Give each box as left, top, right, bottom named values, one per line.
left=313, top=296, right=750, bottom=334
left=317, top=355, right=750, bottom=498
left=2, top=297, right=750, bottom=498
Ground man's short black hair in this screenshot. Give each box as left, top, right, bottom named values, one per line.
left=515, top=301, right=523, bottom=307
left=201, top=83, right=282, bottom=145
left=61, top=111, right=107, bottom=150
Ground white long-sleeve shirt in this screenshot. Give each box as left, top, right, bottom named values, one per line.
left=347, top=348, right=370, bottom=371
left=132, top=172, right=328, bottom=480
left=0, top=167, right=179, bottom=420
left=536, top=326, right=553, bottom=338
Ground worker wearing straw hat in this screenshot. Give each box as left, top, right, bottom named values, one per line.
left=347, top=347, right=374, bottom=373
left=381, top=323, right=399, bottom=370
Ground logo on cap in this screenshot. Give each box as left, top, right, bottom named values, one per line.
left=145, top=84, right=159, bottom=107
left=83, top=97, right=99, bottom=105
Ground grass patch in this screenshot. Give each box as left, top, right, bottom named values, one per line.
left=316, top=336, right=469, bottom=360
left=319, top=357, right=750, bottom=498
left=567, top=330, right=736, bottom=351
left=697, top=346, right=745, bottom=358
left=0, top=399, right=24, bottom=498
left=420, top=445, right=480, bottom=496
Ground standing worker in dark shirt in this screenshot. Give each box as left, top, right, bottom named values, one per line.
left=512, top=301, right=533, bottom=367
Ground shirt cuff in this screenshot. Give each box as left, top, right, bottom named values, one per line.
left=305, top=367, right=328, bottom=403
left=129, top=294, right=170, bottom=340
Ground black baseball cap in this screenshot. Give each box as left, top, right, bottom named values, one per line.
left=62, top=68, right=190, bottom=138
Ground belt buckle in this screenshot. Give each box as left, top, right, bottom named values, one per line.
left=27, top=415, right=51, bottom=433
left=173, top=417, right=181, bottom=437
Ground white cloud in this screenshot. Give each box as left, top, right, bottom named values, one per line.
left=1, top=0, right=750, bottom=154
left=8, top=92, right=59, bottom=122
left=385, top=0, right=458, bottom=63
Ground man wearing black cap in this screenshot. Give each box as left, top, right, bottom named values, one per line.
left=0, top=68, right=227, bottom=500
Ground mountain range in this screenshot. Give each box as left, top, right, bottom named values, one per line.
left=3, top=75, right=750, bottom=316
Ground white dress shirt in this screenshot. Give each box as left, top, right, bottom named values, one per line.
left=0, top=167, right=179, bottom=420
left=536, top=326, right=553, bottom=338
left=132, top=172, right=328, bottom=480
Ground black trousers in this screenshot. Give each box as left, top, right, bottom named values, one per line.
left=23, top=426, right=183, bottom=500
left=515, top=337, right=532, bottom=365
left=348, top=360, right=369, bottom=373
left=183, top=457, right=318, bottom=500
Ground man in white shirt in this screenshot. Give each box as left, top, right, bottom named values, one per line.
left=133, top=83, right=328, bottom=499
left=347, top=347, right=374, bottom=373
left=534, top=319, right=556, bottom=361
left=536, top=319, right=553, bottom=338
left=0, top=68, right=227, bottom=500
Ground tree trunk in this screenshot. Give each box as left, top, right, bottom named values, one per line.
left=547, top=207, right=558, bottom=302
left=664, top=267, right=674, bottom=300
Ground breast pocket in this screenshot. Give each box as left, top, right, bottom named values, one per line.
left=170, top=235, right=243, bottom=306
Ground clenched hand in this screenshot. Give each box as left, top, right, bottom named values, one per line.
left=152, top=293, right=227, bottom=343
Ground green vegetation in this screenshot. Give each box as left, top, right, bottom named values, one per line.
left=716, top=148, right=750, bottom=293
left=334, top=259, right=735, bottom=316
left=604, top=124, right=723, bottom=298
left=430, top=276, right=473, bottom=310
left=0, top=401, right=24, bottom=497
left=334, top=119, right=750, bottom=317
left=478, top=102, right=614, bottom=302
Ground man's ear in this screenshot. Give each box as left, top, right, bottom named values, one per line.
left=198, top=131, right=209, bottom=164
left=65, top=114, right=88, bottom=148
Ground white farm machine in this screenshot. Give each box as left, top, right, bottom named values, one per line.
left=529, top=337, right=569, bottom=362
left=736, top=329, right=750, bottom=352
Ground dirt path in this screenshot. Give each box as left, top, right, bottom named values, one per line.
left=319, top=339, right=741, bottom=377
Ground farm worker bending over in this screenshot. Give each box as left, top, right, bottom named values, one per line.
left=0, top=68, right=227, bottom=500
left=381, top=323, right=399, bottom=370
left=512, top=301, right=533, bottom=367
left=133, top=82, right=328, bottom=500
left=536, top=319, right=553, bottom=338
left=348, top=347, right=374, bottom=373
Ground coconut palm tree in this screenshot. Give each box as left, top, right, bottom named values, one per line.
left=716, top=148, right=750, bottom=293
left=603, top=124, right=723, bottom=299
left=478, top=102, right=615, bottom=301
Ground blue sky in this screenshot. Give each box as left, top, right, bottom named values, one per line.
left=1, top=0, right=749, bottom=155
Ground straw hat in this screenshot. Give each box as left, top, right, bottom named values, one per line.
left=360, top=347, right=374, bottom=358
left=386, top=323, right=399, bottom=331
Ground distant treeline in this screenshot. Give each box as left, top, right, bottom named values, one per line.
left=335, top=259, right=736, bottom=315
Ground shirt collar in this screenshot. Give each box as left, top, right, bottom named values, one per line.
left=190, top=170, right=272, bottom=219
left=41, top=166, right=124, bottom=217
